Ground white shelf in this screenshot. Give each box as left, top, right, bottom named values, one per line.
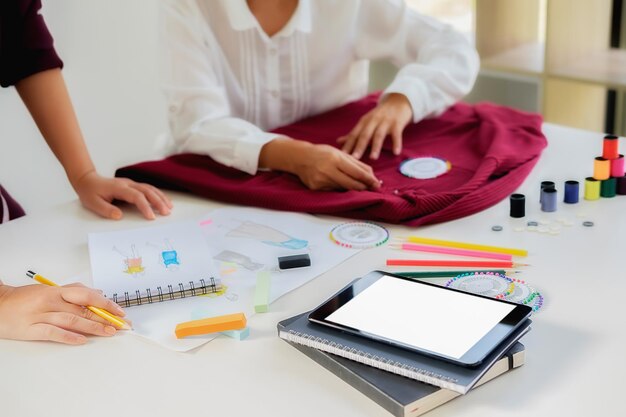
left=549, top=49, right=626, bottom=90
left=481, top=42, right=545, bottom=76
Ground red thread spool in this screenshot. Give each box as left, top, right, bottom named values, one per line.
left=603, top=135, right=619, bottom=160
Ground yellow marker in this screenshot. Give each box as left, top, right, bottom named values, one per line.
left=26, top=270, right=131, bottom=330
left=405, top=236, right=528, bottom=257
left=175, top=313, right=247, bottom=339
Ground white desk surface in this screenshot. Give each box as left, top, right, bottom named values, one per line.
left=1, top=123, right=623, bottom=417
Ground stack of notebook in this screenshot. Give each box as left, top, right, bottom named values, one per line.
left=277, top=311, right=528, bottom=417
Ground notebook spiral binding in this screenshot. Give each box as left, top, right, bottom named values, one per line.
left=282, top=330, right=459, bottom=387
left=109, top=277, right=222, bottom=308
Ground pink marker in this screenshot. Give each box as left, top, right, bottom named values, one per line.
left=399, top=243, right=513, bottom=261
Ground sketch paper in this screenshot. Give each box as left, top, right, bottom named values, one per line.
left=88, top=208, right=359, bottom=352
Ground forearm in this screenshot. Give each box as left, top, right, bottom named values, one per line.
left=258, top=137, right=313, bottom=174
left=15, top=69, right=95, bottom=188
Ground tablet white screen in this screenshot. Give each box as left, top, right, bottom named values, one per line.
left=325, top=275, right=516, bottom=359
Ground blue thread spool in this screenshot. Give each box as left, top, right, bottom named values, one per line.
left=541, top=188, right=557, bottom=212
left=563, top=180, right=579, bottom=204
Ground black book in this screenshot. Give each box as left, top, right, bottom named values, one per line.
left=287, top=340, right=525, bottom=417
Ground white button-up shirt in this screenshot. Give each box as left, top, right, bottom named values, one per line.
left=160, top=0, right=479, bottom=174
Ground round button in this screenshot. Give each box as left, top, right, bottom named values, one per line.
left=169, top=104, right=179, bottom=113
left=269, top=48, right=277, bottom=55
left=271, top=90, right=279, bottom=98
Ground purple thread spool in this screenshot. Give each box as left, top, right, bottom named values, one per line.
left=509, top=194, right=525, bottom=218
left=541, top=188, right=557, bottom=212
left=563, top=180, right=579, bottom=204
left=540, top=181, right=555, bottom=204
left=617, top=175, right=626, bottom=195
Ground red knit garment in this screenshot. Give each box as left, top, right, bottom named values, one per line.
left=116, top=94, right=547, bottom=226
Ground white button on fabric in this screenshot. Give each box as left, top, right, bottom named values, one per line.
left=169, top=104, right=179, bottom=113
left=271, top=90, right=279, bottom=98
left=269, top=48, right=277, bottom=55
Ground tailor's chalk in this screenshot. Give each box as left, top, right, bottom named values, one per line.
left=278, top=254, right=311, bottom=270
left=175, top=313, right=246, bottom=339
left=254, top=271, right=272, bottom=313
left=221, top=326, right=250, bottom=341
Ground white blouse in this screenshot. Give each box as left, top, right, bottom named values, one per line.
left=159, top=0, right=479, bottom=174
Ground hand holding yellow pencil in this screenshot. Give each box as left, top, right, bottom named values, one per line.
left=26, top=270, right=131, bottom=330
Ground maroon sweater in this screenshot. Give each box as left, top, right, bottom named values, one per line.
left=0, top=0, right=63, bottom=222
left=117, top=94, right=547, bottom=226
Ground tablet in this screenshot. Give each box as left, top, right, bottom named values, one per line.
left=308, top=271, right=532, bottom=367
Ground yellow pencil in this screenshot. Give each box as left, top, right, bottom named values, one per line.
left=405, top=236, right=528, bottom=257
left=26, top=270, right=131, bottom=330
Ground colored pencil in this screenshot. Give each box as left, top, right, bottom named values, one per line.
left=385, top=260, right=526, bottom=268
left=393, top=243, right=513, bottom=261
left=405, top=236, right=528, bottom=257
left=394, top=269, right=508, bottom=278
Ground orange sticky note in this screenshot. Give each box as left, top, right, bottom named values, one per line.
left=175, top=313, right=247, bottom=339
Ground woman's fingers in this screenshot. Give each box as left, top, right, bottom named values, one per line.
left=59, top=286, right=125, bottom=317
left=27, top=323, right=88, bottom=345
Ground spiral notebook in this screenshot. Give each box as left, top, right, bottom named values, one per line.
left=88, top=220, right=221, bottom=307
left=277, top=312, right=530, bottom=394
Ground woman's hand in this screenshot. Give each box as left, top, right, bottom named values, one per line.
left=0, top=282, right=127, bottom=345
left=73, top=171, right=173, bottom=220
left=338, top=93, right=413, bottom=160
left=259, top=139, right=380, bottom=191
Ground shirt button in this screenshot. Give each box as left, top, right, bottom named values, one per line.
left=169, top=104, right=179, bottom=113
left=269, top=47, right=277, bottom=55
left=271, top=90, right=279, bottom=98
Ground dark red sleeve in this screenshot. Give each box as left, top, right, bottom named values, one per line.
left=0, top=0, right=63, bottom=87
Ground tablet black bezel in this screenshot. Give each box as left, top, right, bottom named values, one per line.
left=308, top=270, right=533, bottom=367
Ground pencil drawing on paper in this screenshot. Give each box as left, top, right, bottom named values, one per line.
left=147, top=238, right=181, bottom=270
left=225, top=220, right=308, bottom=250
left=113, top=244, right=146, bottom=276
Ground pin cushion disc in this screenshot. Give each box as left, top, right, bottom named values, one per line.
left=444, top=272, right=513, bottom=298
left=498, top=280, right=544, bottom=312
left=329, top=222, right=389, bottom=249
left=399, top=157, right=451, bottom=179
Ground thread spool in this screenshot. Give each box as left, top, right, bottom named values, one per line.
left=509, top=194, right=525, bottom=218
left=602, top=135, right=620, bottom=160
left=611, top=154, right=625, bottom=177
left=584, top=177, right=600, bottom=200
left=600, top=177, right=617, bottom=198
left=540, top=181, right=555, bottom=204
left=563, top=180, right=579, bottom=204
left=541, top=188, right=557, bottom=212
left=593, top=157, right=611, bottom=180
left=617, top=176, right=626, bottom=195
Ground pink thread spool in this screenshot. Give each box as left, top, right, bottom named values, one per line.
left=611, top=155, right=625, bottom=177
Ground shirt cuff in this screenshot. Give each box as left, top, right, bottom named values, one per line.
left=233, top=131, right=281, bottom=175
left=382, top=77, right=430, bottom=124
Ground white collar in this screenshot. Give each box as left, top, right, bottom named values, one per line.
left=222, top=0, right=312, bottom=37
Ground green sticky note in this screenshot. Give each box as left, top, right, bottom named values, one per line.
left=254, top=271, right=271, bottom=313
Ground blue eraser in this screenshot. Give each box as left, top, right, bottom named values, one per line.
left=278, top=254, right=311, bottom=270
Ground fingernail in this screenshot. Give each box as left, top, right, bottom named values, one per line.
left=110, top=210, right=122, bottom=220
left=104, top=326, right=117, bottom=335
left=148, top=211, right=156, bottom=220
left=113, top=304, right=125, bottom=315
left=371, top=153, right=379, bottom=160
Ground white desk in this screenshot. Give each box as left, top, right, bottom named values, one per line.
left=0, top=123, right=623, bottom=417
